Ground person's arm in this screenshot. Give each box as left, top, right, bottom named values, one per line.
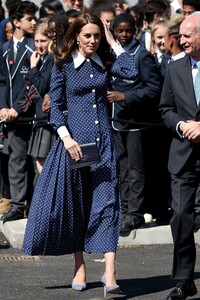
left=159, top=67, right=184, bottom=136
left=0, top=45, right=9, bottom=110
left=49, top=63, right=83, bottom=160
left=28, top=54, right=54, bottom=96
left=107, top=51, right=161, bottom=105
left=124, top=51, right=161, bottom=106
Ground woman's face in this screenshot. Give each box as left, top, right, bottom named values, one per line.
left=153, top=26, right=168, bottom=53
left=5, top=21, right=14, bottom=41
left=77, top=23, right=101, bottom=58
left=46, top=22, right=56, bottom=44
left=34, top=33, right=50, bottom=56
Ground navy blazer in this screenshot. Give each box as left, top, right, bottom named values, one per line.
left=28, top=54, right=54, bottom=125
left=111, top=39, right=161, bottom=131
left=0, top=36, right=35, bottom=121
left=159, top=55, right=200, bottom=175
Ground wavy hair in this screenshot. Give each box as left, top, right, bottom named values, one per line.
left=56, top=13, right=112, bottom=69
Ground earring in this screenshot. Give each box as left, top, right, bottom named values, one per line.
left=77, top=40, right=79, bottom=44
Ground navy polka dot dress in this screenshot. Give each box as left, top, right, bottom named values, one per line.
left=23, top=51, right=137, bottom=255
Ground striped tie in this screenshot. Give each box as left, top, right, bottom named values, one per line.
left=16, top=41, right=21, bottom=51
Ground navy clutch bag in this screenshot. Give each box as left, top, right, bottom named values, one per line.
left=69, top=142, right=100, bottom=169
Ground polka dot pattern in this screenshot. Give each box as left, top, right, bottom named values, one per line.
left=22, top=53, right=137, bottom=256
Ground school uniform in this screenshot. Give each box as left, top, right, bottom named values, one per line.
left=0, top=36, right=35, bottom=214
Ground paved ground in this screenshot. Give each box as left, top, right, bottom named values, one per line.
left=1, top=230, right=200, bottom=300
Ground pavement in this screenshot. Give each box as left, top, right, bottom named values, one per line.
left=1, top=212, right=200, bottom=249
left=1, top=234, right=200, bottom=300
left=2, top=215, right=200, bottom=299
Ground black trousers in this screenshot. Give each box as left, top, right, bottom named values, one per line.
left=114, top=129, right=148, bottom=217
left=170, top=154, right=200, bottom=279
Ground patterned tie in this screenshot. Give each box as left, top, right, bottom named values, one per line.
left=14, top=41, right=21, bottom=61
left=194, top=61, right=200, bottom=106
left=168, top=58, right=174, bottom=64
left=16, top=41, right=21, bottom=50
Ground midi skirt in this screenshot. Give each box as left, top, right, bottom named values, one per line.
left=23, top=136, right=121, bottom=256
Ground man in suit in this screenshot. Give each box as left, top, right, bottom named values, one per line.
left=159, top=13, right=200, bottom=300
left=107, top=13, right=161, bottom=232
left=0, top=1, right=38, bottom=222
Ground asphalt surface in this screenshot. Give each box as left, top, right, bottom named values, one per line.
left=1, top=230, right=200, bottom=300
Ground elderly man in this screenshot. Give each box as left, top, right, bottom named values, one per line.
left=159, top=13, right=200, bottom=300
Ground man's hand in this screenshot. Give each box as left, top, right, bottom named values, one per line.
left=180, top=120, right=200, bottom=143
left=107, top=91, right=125, bottom=103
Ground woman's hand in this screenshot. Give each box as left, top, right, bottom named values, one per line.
left=42, top=94, right=50, bottom=112
left=62, top=135, right=83, bottom=161
left=101, top=18, right=116, bottom=47
left=30, top=51, right=41, bottom=68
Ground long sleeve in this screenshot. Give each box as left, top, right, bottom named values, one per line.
left=49, top=63, right=68, bottom=132
left=28, top=55, right=54, bottom=96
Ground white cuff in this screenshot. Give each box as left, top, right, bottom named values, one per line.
left=111, top=42, right=125, bottom=57
left=176, top=121, right=185, bottom=139
left=57, top=126, right=70, bottom=140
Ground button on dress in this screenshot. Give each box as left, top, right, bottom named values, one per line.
left=23, top=51, right=137, bottom=255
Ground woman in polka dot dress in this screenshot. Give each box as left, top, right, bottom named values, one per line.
left=23, top=13, right=137, bottom=295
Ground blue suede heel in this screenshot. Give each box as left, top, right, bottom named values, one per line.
left=71, top=283, right=87, bottom=291
left=101, top=275, right=120, bottom=298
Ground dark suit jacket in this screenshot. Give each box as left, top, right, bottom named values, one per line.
left=0, top=36, right=35, bottom=121
left=159, top=55, right=200, bottom=175
left=112, top=39, right=161, bottom=131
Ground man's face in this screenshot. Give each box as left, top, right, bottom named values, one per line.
left=14, top=13, right=36, bottom=35
left=114, top=22, right=135, bottom=47
left=69, top=0, right=83, bottom=11
left=180, top=18, right=200, bottom=59
left=183, top=5, right=196, bottom=18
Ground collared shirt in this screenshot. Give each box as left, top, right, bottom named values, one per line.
left=13, top=36, right=24, bottom=53
left=123, top=39, right=137, bottom=53
left=72, top=50, right=104, bottom=69
left=191, top=57, right=200, bottom=85
left=172, top=52, right=185, bottom=61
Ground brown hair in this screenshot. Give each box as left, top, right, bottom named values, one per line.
left=56, top=13, right=112, bottom=69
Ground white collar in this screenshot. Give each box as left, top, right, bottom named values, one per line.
left=13, top=36, right=24, bottom=45
left=172, top=52, right=185, bottom=61
left=13, top=36, right=24, bottom=52
left=72, top=49, right=104, bottom=69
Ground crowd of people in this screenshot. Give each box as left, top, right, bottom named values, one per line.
left=1, top=0, right=200, bottom=299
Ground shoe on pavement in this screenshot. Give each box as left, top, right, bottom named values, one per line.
left=166, top=280, right=197, bottom=299
left=1, top=208, right=24, bottom=223
left=120, top=214, right=145, bottom=233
